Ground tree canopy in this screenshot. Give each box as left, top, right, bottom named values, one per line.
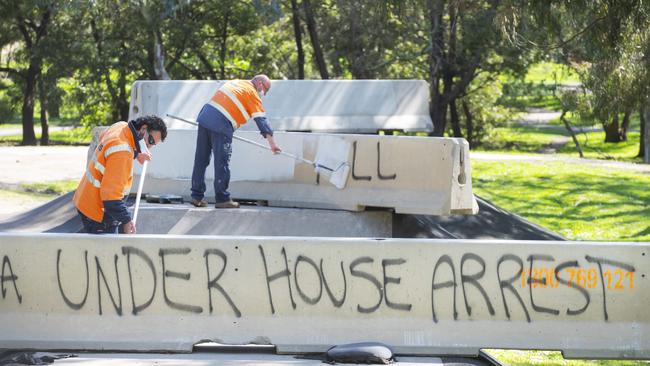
left=0, top=0, right=648, bottom=161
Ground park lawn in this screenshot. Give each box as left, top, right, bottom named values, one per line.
left=557, top=131, right=641, bottom=160
left=524, top=62, right=581, bottom=85
left=477, top=126, right=642, bottom=162
left=471, top=160, right=650, bottom=241
left=499, top=62, right=581, bottom=85
left=21, top=179, right=78, bottom=195
left=485, top=349, right=648, bottom=366
left=0, top=126, right=91, bottom=145
left=477, top=126, right=572, bottom=153
left=0, top=117, right=79, bottom=127
left=506, top=94, right=563, bottom=111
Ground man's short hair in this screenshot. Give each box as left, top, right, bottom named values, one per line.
left=252, top=74, right=271, bottom=90
left=132, top=115, right=167, bottom=141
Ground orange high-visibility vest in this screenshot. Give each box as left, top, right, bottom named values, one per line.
left=208, top=80, right=266, bottom=129
left=73, top=122, right=136, bottom=223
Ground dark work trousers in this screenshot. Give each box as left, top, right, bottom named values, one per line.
left=191, top=124, right=233, bottom=203
left=78, top=210, right=119, bottom=234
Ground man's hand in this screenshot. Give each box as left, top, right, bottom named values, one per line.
left=270, top=143, right=281, bottom=154
left=266, top=135, right=281, bottom=154
left=136, top=151, right=152, bottom=165
left=122, top=221, right=136, bottom=234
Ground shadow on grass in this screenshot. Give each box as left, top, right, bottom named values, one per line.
left=474, top=164, right=650, bottom=241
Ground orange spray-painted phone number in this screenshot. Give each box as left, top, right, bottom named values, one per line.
left=521, top=268, right=634, bottom=289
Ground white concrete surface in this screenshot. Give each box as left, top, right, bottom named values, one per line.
left=129, top=80, right=433, bottom=133
left=129, top=130, right=477, bottom=215
left=0, top=233, right=648, bottom=358
left=42, top=351, right=446, bottom=365
left=134, top=203, right=392, bottom=237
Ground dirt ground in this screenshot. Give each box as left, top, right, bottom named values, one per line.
left=0, top=145, right=87, bottom=220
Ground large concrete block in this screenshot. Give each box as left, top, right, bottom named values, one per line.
left=129, top=80, right=433, bottom=133
left=134, top=203, right=391, bottom=237
left=1, top=233, right=648, bottom=358
left=134, top=130, right=477, bottom=215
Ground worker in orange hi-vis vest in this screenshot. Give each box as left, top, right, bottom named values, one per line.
left=73, top=115, right=167, bottom=234
left=190, top=74, right=281, bottom=209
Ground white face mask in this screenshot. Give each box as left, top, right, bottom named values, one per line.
left=257, top=90, right=264, bottom=98
left=139, top=138, right=150, bottom=154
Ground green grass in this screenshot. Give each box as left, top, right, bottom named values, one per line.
left=21, top=179, right=78, bottom=195
left=477, top=126, right=571, bottom=153
left=476, top=126, right=642, bottom=162
left=516, top=95, right=563, bottom=110
left=0, top=116, right=80, bottom=127
left=499, top=62, right=580, bottom=111
left=485, top=349, right=649, bottom=366
left=0, top=188, right=54, bottom=210
left=471, top=160, right=650, bottom=241
left=0, top=188, right=54, bottom=201
left=557, top=131, right=641, bottom=160
left=0, top=126, right=91, bottom=145
left=524, top=62, right=581, bottom=85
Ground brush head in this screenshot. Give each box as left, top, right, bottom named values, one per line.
left=329, top=164, right=350, bottom=189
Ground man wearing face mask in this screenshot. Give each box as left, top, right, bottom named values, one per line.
left=190, top=74, right=281, bottom=209
left=73, top=115, right=167, bottom=234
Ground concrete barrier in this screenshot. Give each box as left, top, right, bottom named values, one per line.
left=0, top=233, right=648, bottom=358
left=129, top=80, right=433, bottom=133
left=134, top=204, right=391, bottom=237
left=134, top=130, right=477, bottom=215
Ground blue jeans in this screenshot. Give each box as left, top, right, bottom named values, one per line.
left=191, top=125, right=233, bottom=203
left=78, top=210, right=119, bottom=234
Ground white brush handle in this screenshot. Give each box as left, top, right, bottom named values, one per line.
left=132, top=160, right=147, bottom=226
left=166, top=114, right=316, bottom=166
left=231, top=134, right=314, bottom=166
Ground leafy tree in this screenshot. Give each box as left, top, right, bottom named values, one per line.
left=0, top=0, right=58, bottom=144
left=507, top=0, right=650, bottom=160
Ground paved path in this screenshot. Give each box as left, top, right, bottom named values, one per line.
left=0, top=145, right=88, bottom=185
left=515, top=107, right=606, bottom=132
left=515, top=108, right=562, bottom=126
left=0, top=145, right=88, bottom=220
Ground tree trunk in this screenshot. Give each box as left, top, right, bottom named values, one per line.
left=38, top=74, right=49, bottom=145
left=303, top=0, right=328, bottom=79
left=152, top=29, right=170, bottom=80
left=561, top=111, right=584, bottom=158
left=639, top=106, right=646, bottom=159
left=346, top=2, right=366, bottom=79
left=290, top=0, right=304, bottom=79
left=219, top=8, right=230, bottom=79
left=450, top=98, right=462, bottom=137
left=91, top=18, right=123, bottom=121
left=604, top=114, right=621, bottom=142
left=462, top=100, right=473, bottom=146
left=428, top=0, right=445, bottom=136
left=117, top=72, right=129, bottom=121
left=620, top=110, right=631, bottom=141
left=21, top=65, right=38, bottom=145
left=642, top=103, right=650, bottom=163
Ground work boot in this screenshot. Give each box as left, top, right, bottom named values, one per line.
left=215, top=200, right=240, bottom=209
left=191, top=198, right=208, bottom=207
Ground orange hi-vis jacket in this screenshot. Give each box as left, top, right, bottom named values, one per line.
left=208, top=80, right=266, bottom=130
left=73, top=122, right=136, bottom=223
